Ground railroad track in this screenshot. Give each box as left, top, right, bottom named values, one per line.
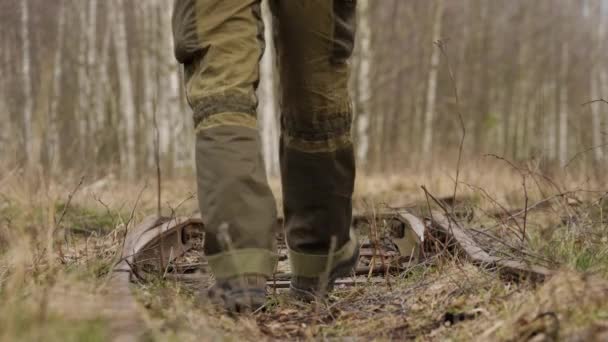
left=105, top=206, right=553, bottom=341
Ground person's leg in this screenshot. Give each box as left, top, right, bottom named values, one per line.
left=272, top=0, right=359, bottom=298
left=172, top=0, right=277, bottom=310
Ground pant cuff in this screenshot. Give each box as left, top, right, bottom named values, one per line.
left=206, top=248, right=279, bottom=279
left=288, top=230, right=358, bottom=278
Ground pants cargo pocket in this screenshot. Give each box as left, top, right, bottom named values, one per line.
left=331, top=0, right=357, bottom=65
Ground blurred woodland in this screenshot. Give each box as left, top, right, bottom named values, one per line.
left=0, top=0, right=607, bottom=179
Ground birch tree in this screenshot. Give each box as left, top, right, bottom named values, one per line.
left=354, top=0, right=372, bottom=168
left=0, top=43, right=7, bottom=155
left=95, top=9, right=112, bottom=149
left=86, top=0, right=98, bottom=138
left=21, top=0, right=33, bottom=164
left=48, top=0, right=66, bottom=172
left=421, top=0, right=444, bottom=158
left=155, top=0, right=184, bottom=173
left=111, top=0, right=137, bottom=178
left=558, top=42, right=569, bottom=166
left=77, top=1, right=89, bottom=162
left=1, top=0, right=606, bottom=176
left=259, top=0, right=279, bottom=176
left=590, top=0, right=606, bottom=163
left=141, top=0, right=157, bottom=170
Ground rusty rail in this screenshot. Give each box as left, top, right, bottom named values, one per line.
left=104, top=206, right=552, bottom=340
left=106, top=216, right=205, bottom=341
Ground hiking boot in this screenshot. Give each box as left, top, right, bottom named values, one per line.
left=204, top=274, right=267, bottom=313
left=290, top=244, right=360, bottom=302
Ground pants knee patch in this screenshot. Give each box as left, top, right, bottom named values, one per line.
left=192, top=92, right=257, bottom=127
left=282, top=111, right=353, bottom=152
left=283, top=112, right=351, bottom=141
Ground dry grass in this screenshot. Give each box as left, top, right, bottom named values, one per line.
left=1, top=159, right=607, bottom=341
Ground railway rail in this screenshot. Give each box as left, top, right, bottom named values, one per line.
left=106, top=204, right=553, bottom=340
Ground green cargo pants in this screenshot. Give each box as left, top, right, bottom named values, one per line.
left=172, top=0, right=358, bottom=280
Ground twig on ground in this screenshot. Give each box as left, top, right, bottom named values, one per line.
left=421, top=185, right=465, bottom=269
left=486, top=192, right=573, bottom=231
left=161, top=193, right=194, bottom=277
left=459, top=181, right=524, bottom=239
left=564, top=142, right=608, bottom=169
left=53, top=176, right=85, bottom=262
left=522, top=174, right=529, bottom=243
left=118, top=182, right=148, bottom=262
left=468, top=227, right=554, bottom=266
left=421, top=186, right=451, bottom=215
left=422, top=186, right=450, bottom=257
left=166, top=193, right=196, bottom=218
left=55, top=176, right=85, bottom=228
left=92, top=193, right=117, bottom=224
left=370, top=204, right=391, bottom=290
left=485, top=153, right=563, bottom=196
left=162, top=247, right=175, bottom=279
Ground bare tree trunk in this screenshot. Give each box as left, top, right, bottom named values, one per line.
left=96, top=14, right=112, bottom=142
left=422, top=0, right=444, bottom=158
left=48, top=0, right=66, bottom=173
left=156, top=0, right=184, bottom=174
left=112, top=0, right=137, bottom=179
left=21, top=0, right=33, bottom=165
left=169, top=66, right=184, bottom=172
left=0, top=94, right=5, bottom=155
left=1, top=0, right=604, bottom=175
left=558, top=42, right=569, bottom=166
left=259, top=0, right=279, bottom=177
left=355, top=0, right=371, bottom=168
left=86, top=0, right=98, bottom=141
left=0, top=48, right=7, bottom=155
left=590, top=0, right=605, bottom=163
left=141, top=0, right=156, bottom=169
left=545, top=82, right=557, bottom=161
left=77, top=1, right=89, bottom=163
left=590, top=75, right=604, bottom=161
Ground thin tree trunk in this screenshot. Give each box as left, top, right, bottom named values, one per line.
left=355, top=0, right=371, bottom=168
left=2, top=38, right=14, bottom=158
left=142, top=0, right=156, bottom=169
left=474, top=1, right=490, bottom=154
left=112, top=0, right=137, bottom=179
left=21, top=0, right=33, bottom=164
left=157, top=0, right=183, bottom=173
left=558, top=42, right=569, bottom=166
left=590, top=0, right=605, bottom=162
left=259, top=0, right=279, bottom=177
left=48, top=0, right=66, bottom=173
left=544, top=82, right=557, bottom=161
left=0, top=46, right=7, bottom=153
left=86, top=0, right=98, bottom=141
left=96, top=13, right=112, bottom=141
left=77, top=1, right=89, bottom=163
left=422, top=0, right=444, bottom=158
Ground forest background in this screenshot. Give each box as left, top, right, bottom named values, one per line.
left=1, top=0, right=607, bottom=181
